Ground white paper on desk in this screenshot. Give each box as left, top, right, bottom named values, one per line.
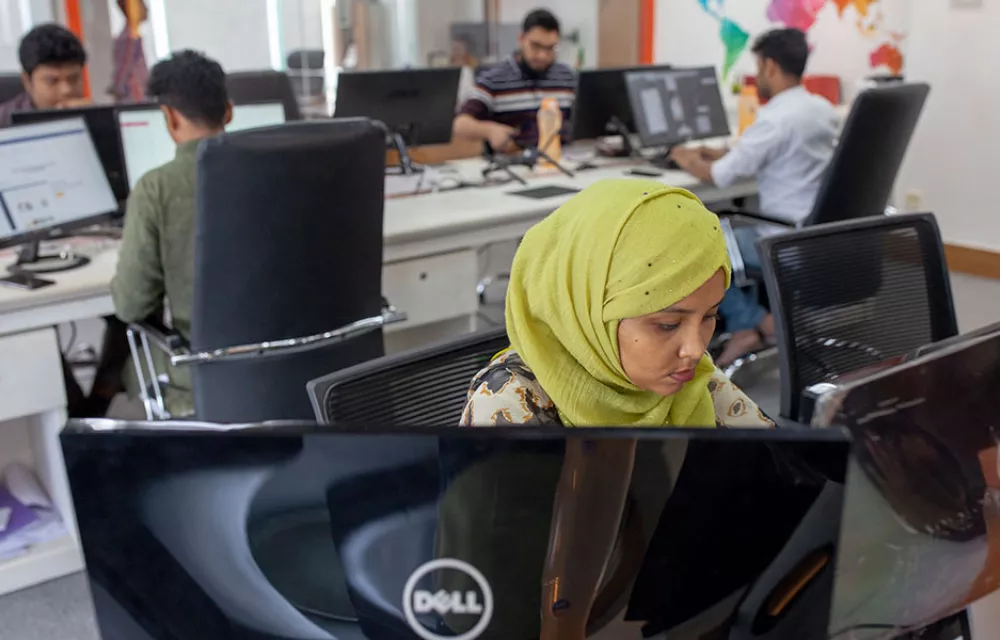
left=4, top=463, right=53, bottom=509
left=385, top=174, right=426, bottom=197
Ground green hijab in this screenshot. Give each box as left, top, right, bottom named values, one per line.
left=506, top=179, right=731, bottom=427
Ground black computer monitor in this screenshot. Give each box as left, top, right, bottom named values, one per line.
left=226, top=70, right=302, bottom=121
left=334, top=67, right=461, bottom=149
left=811, top=327, right=1000, bottom=637
left=62, top=424, right=851, bottom=639
left=624, top=66, right=730, bottom=149
left=571, top=65, right=672, bottom=143
left=0, top=117, right=119, bottom=273
left=13, top=105, right=130, bottom=209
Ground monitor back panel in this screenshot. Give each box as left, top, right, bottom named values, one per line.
left=62, top=425, right=850, bottom=640
left=334, top=69, right=461, bottom=146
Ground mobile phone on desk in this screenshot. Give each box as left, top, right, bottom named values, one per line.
left=0, top=272, right=56, bottom=290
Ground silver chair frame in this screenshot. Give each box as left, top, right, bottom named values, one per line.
left=127, top=305, right=407, bottom=421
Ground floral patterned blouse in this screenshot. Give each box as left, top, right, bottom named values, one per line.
left=459, top=350, right=774, bottom=428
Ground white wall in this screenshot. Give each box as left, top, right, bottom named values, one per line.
left=895, top=2, right=1000, bottom=251
left=499, top=0, right=598, bottom=67
left=0, top=0, right=57, bottom=73
left=163, top=0, right=272, bottom=71
left=281, top=0, right=324, bottom=54
left=654, top=0, right=909, bottom=99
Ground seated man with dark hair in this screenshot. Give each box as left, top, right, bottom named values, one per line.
left=0, top=23, right=89, bottom=127
left=111, top=50, right=233, bottom=416
left=670, top=28, right=838, bottom=366
left=452, top=9, right=576, bottom=152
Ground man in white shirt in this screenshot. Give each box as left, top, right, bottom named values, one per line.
left=671, top=28, right=837, bottom=366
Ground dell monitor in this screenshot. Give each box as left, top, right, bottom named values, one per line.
left=334, top=67, right=462, bottom=174
left=0, top=117, right=119, bottom=273
left=62, top=423, right=852, bottom=639
left=810, top=326, right=1000, bottom=637
left=13, top=105, right=130, bottom=209
left=571, top=65, right=673, bottom=146
left=118, top=102, right=286, bottom=189
left=625, top=65, right=730, bottom=151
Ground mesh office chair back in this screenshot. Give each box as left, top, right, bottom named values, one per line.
left=286, top=49, right=325, bottom=98
left=226, top=70, right=302, bottom=121
left=0, top=73, right=23, bottom=103
left=308, top=327, right=509, bottom=425
left=805, top=83, right=929, bottom=227
left=192, top=119, right=386, bottom=422
left=758, top=213, right=958, bottom=421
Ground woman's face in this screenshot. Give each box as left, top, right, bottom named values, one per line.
left=618, top=269, right=727, bottom=397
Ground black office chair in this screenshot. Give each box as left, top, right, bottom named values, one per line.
left=308, top=327, right=508, bottom=424
left=0, top=73, right=23, bottom=103
left=724, top=82, right=931, bottom=286
left=226, top=70, right=302, bottom=121
left=127, top=119, right=404, bottom=422
left=757, top=213, right=958, bottom=423
left=286, top=50, right=325, bottom=101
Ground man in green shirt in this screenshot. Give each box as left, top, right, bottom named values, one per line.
left=112, top=50, right=232, bottom=416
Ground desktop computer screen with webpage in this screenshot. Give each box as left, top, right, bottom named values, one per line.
left=625, top=66, right=730, bottom=149
left=118, top=102, right=286, bottom=189
left=0, top=117, right=118, bottom=246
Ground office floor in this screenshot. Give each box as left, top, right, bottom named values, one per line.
left=1, top=272, right=998, bottom=640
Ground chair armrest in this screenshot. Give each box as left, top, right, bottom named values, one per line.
left=719, top=217, right=750, bottom=288
left=127, top=320, right=189, bottom=357
left=170, top=307, right=407, bottom=367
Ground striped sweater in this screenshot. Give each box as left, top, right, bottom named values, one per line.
left=458, top=55, right=576, bottom=149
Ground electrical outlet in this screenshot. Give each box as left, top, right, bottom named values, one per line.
left=904, top=189, right=923, bottom=212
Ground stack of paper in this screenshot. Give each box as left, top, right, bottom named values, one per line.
left=0, top=464, right=66, bottom=562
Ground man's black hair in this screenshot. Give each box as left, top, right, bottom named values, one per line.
left=19, top=23, right=87, bottom=76
left=522, top=9, right=560, bottom=35
left=752, top=28, right=809, bottom=79
left=147, top=50, right=229, bottom=128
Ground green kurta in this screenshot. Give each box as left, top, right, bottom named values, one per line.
left=111, top=139, right=200, bottom=416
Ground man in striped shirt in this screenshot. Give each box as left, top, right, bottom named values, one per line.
left=453, top=9, right=576, bottom=153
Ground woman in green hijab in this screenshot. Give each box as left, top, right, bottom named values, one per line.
left=460, top=178, right=771, bottom=430
left=446, top=179, right=773, bottom=639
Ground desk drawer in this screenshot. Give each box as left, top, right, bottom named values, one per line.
left=383, top=250, right=479, bottom=331
left=0, top=329, right=65, bottom=422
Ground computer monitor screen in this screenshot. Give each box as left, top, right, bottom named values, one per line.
left=334, top=68, right=461, bottom=146
left=571, top=65, right=672, bottom=142
left=625, top=66, right=730, bottom=148
left=118, top=102, right=286, bottom=189
left=811, top=328, right=1000, bottom=637
left=0, top=117, right=118, bottom=249
left=12, top=105, right=130, bottom=207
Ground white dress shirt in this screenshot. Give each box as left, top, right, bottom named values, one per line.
left=711, top=85, right=838, bottom=224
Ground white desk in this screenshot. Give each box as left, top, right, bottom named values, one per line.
left=0, top=156, right=754, bottom=596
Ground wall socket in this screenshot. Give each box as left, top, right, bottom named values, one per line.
left=904, top=189, right=924, bottom=212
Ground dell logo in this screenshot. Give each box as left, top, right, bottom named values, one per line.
left=413, top=589, right=484, bottom=615
left=402, top=558, right=494, bottom=640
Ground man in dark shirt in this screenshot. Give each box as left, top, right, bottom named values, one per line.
left=452, top=9, right=576, bottom=152
left=112, top=50, right=232, bottom=417
left=0, top=23, right=89, bottom=128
